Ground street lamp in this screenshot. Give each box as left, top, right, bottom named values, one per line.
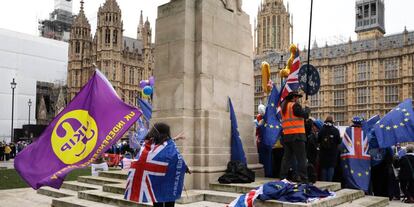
left=28, top=99, right=32, bottom=125
left=10, top=78, right=17, bottom=142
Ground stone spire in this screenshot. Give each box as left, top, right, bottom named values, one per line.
left=55, top=87, right=66, bottom=116
left=137, top=10, right=144, bottom=40
left=37, top=96, right=47, bottom=124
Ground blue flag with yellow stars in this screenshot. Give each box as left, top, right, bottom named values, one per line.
left=229, top=97, right=247, bottom=165
left=258, top=85, right=282, bottom=177
left=340, top=126, right=371, bottom=193
left=260, top=85, right=283, bottom=148
left=374, top=99, right=414, bottom=148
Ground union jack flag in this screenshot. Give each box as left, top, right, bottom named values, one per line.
left=280, top=49, right=301, bottom=102
left=340, top=127, right=371, bottom=192
left=124, top=139, right=186, bottom=203
left=228, top=186, right=263, bottom=207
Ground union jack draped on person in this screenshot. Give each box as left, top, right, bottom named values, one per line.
left=124, top=139, right=187, bottom=203
left=340, top=119, right=371, bottom=193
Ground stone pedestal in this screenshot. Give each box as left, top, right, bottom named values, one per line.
left=153, top=0, right=259, bottom=189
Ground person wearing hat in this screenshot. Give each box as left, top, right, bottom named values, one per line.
left=279, top=91, right=310, bottom=183
left=318, top=115, right=341, bottom=181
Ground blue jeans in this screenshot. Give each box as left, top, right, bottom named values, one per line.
left=321, top=167, right=335, bottom=181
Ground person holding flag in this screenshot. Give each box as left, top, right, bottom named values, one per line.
left=279, top=91, right=310, bottom=183
left=340, top=116, right=371, bottom=193
left=124, top=123, right=189, bottom=207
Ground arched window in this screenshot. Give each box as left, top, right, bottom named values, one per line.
left=113, top=30, right=118, bottom=45
left=75, top=41, right=80, bottom=54
left=105, top=29, right=111, bottom=44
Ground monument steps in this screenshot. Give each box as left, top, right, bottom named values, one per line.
left=51, top=196, right=116, bottom=207
left=61, top=181, right=102, bottom=192
left=336, top=196, right=389, bottom=207
left=37, top=186, right=78, bottom=198
left=42, top=170, right=391, bottom=207
left=77, top=175, right=124, bottom=186
left=98, top=170, right=129, bottom=180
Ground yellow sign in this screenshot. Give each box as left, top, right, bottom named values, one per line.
left=51, top=110, right=98, bottom=164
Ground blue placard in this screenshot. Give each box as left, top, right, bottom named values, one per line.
left=298, top=64, right=320, bottom=96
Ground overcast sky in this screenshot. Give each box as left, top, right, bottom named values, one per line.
left=0, top=0, right=413, bottom=48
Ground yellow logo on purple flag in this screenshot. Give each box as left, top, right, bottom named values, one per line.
left=51, top=110, right=98, bottom=164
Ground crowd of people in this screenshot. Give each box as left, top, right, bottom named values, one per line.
left=257, top=91, right=414, bottom=203
left=0, top=141, right=30, bottom=161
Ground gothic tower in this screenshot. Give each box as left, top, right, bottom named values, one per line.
left=137, top=10, right=144, bottom=40
left=95, top=0, right=123, bottom=92
left=355, top=0, right=385, bottom=40
left=67, top=0, right=93, bottom=101
left=142, top=18, right=153, bottom=79
left=255, top=0, right=292, bottom=55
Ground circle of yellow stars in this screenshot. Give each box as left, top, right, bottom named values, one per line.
left=377, top=107, right=410, bottom=131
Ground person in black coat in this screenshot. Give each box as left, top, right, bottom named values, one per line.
left=396, top=144, right=414, bottom=203
left=317, top=116, right=341, bottom=181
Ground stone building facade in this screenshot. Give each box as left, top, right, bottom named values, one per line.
left=255, top=0, right=292, bottom=55
left=67, top=0, right=154, bottom=105
left=254, top=0, right=414, bottom=125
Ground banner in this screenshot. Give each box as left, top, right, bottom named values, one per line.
left=14, top=70, right=141, bottom=189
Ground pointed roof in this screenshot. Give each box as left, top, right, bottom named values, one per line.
left=72, top=0, right=90, bottom=28
left=139, top=10, right=144, bottom=26
left=99, top=0, right=121, bottom=13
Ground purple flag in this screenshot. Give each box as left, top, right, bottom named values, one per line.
left=14, top=70, right=141, bottom=189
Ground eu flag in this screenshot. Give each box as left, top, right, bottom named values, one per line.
left=138, top=98, right=152, bottom=121
left=374, top=99, right=414, bottom=148
left=229, top=97, right=247, bottom=165
left=258, top=85, right=282, bottom=177
left=260, top=85, right=282, bottom=148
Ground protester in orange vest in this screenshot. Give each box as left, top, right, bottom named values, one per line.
left=279, top=91, right=310, bottom=183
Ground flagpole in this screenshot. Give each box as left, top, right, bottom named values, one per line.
left=306, top=0, right=314, bottom=100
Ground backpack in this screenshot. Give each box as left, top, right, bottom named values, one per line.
left=218, top=161, right=255, bottom=184
left=320, top=134, right=335, bottom=150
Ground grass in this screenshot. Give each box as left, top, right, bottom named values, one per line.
left=0, top=168, right=92, bottom=190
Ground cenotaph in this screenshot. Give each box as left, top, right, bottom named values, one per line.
left=153, top=0, right=260, bottom=189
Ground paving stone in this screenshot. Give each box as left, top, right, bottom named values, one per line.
left=98, top=170, right=129, bottom=180
left=78, top=190, right=150, bottom=207
left=255, top=189, right=365, bottom=207
left=52, top=197, right=116, bottom=207
left=37, top=186, right=77, bottom=198
left=209, top=179, right=341, bottom=194
left=61, top=181, right=101, bottom=192
left=336, top=196, right=389, bottom=207
left=77, top=176, right=124, bottom=186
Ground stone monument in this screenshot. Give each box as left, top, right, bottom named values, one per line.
left=153, top=0, right=259, bottom=189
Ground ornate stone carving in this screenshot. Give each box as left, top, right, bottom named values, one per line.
left=221, top=0, right=242, bottom=13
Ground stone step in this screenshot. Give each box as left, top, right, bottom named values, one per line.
left=77, top=176, right=124, bottom=186
left=37, top=186, right=77, bottom=198
left=51, top=197, right=116, bottom=207
left=98, top=170, right=129, bottom=180
left=61, top=181, right=102, bottom=192
left=209, top=180, right=341, bottom=194
left=254, top=188, right=365, bottom=207
left=194, top=189, right=241, bottom=204
left=336, top=196, right=389, bottom=207
left=78, top=190, right=150, bottom=207
left=177, top=201, right=229, bottom=207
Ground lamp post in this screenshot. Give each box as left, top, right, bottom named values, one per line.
left=10, top=78, right=17, bottom=142
left=28, top=99, right=32, bottom=125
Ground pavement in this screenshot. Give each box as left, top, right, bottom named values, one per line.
left=0, top=188, right=53, bottom=207
left=0, top=187, right=413, bottom=207
left=0, top=159, right=14, bottom=169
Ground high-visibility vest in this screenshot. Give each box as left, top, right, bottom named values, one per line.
left=281, top=102, right=305, bottom=135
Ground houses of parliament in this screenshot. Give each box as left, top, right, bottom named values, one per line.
left=67, top=0, right=154, bottom=105
left=254, top=0, right=414, bottom=125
